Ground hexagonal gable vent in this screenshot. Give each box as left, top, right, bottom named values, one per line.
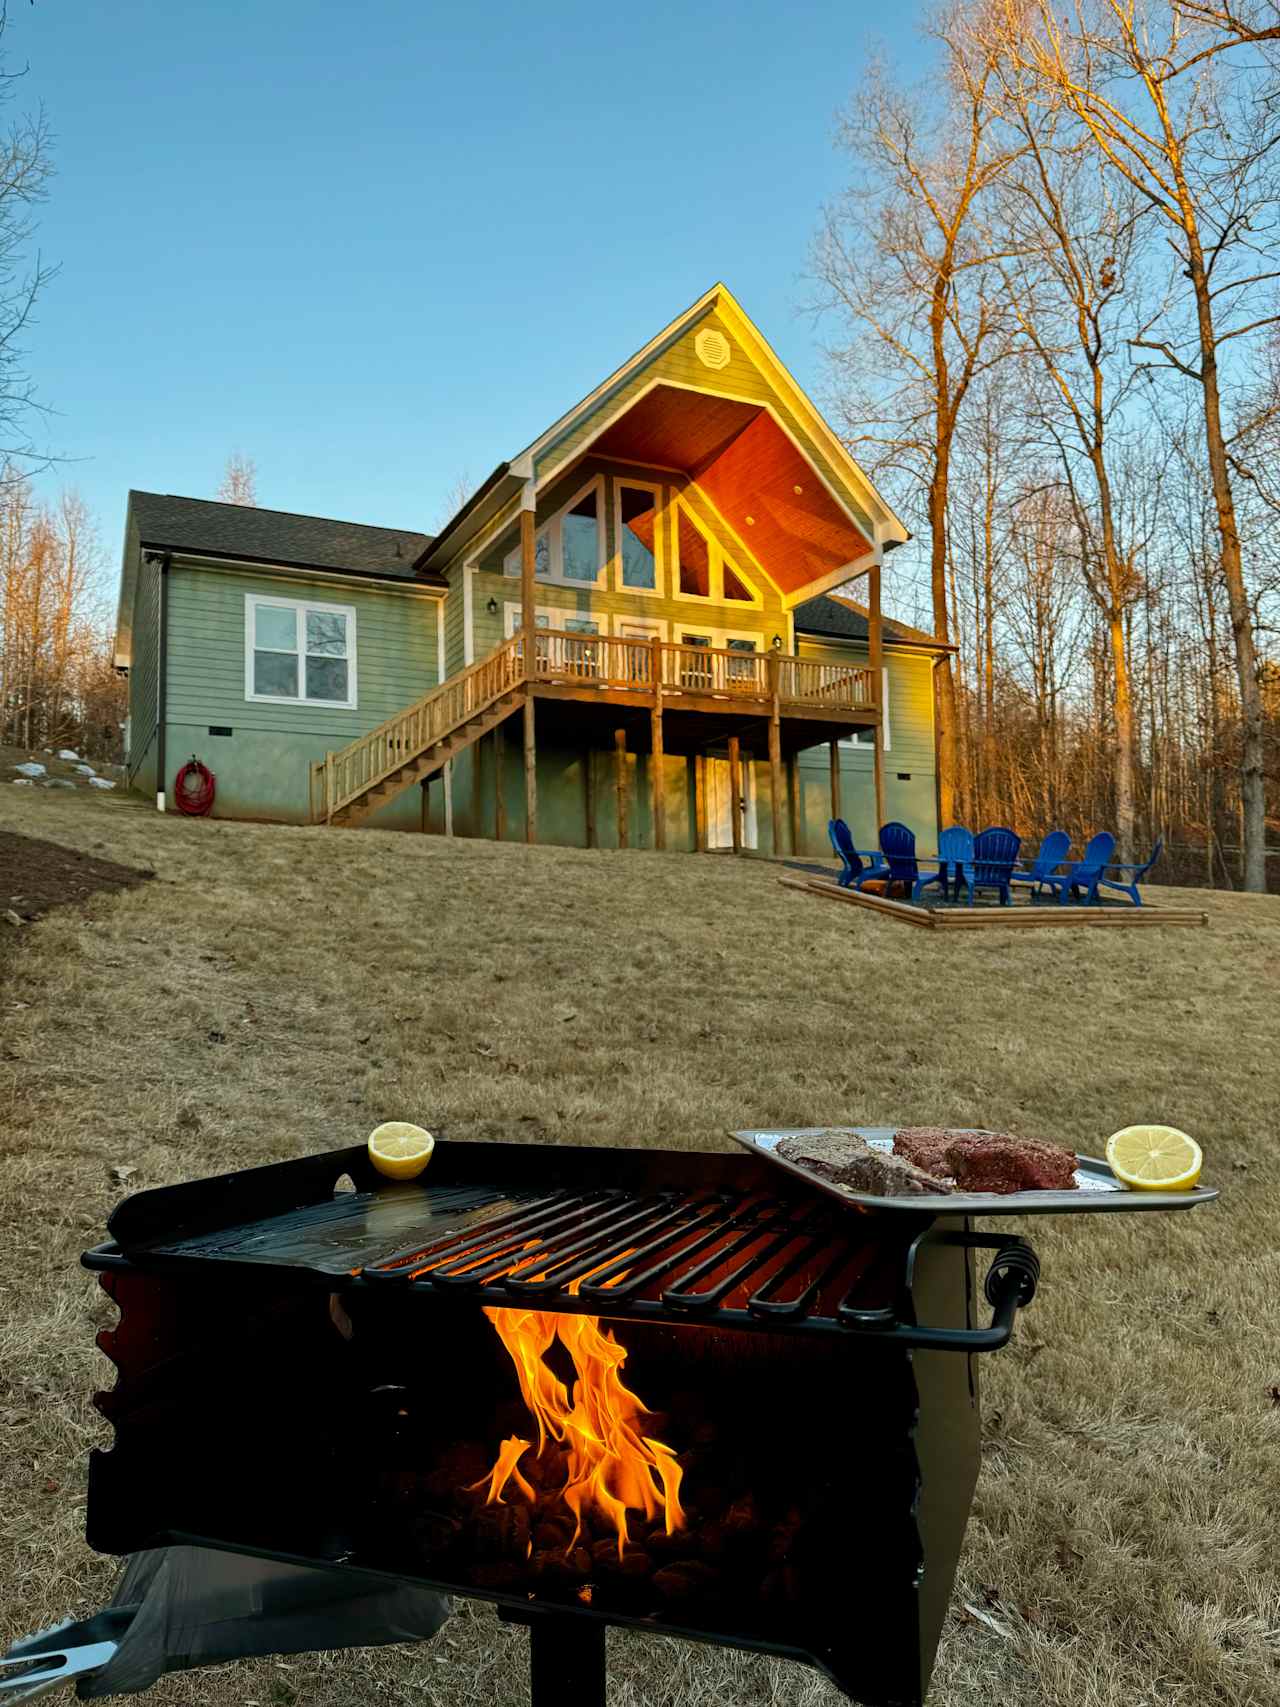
left=695, top=328, right=731, bottom=370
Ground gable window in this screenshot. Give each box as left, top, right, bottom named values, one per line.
left=618, top=484, right=659, bottom=590
left=677, top=508, right=711, bottom=597
left=503, top=529, right=551, bottom=581
left=672, top=499, right=759, bottom=604
left=246, top=595, right=357, bottom=708
left=561, top=490, right=600, bottom=582
left=502, top=478, right=604, bottom=586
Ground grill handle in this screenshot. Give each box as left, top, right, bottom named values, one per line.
left=838, top=1231, right=1040, bottom=1352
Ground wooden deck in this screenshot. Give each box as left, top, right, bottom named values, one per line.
left=530, top=630, right=875, bottom=722
left=779, top=874, right=1209, bottom=929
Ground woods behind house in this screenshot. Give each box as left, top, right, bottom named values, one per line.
left=0, top=477, right=124, bottom=762
left=815, top=0, right=1280, bottom=889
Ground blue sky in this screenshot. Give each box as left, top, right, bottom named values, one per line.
left=14, top=0, right=922, bottom=565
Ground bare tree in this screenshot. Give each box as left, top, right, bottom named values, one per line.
left=217, top=452, right=258, bottom=507
left=987, top=47, right=1152, bottom=855
left=1007, top=0, right=1280, bottom=885
left=0, top=10, right=56, bottom=483
left=813, top=16, right=1025, bottom=818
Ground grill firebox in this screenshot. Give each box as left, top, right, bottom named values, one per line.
left=75, top=1140, right=1050, bottom=1707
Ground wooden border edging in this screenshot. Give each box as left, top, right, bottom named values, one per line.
left=778, top=875, right=1209, bottom=929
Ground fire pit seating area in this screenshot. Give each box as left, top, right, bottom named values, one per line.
left=828, top=819, right=1165, bottom=909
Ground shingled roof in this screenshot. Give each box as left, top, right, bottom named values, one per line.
left=129, top=491, right=441, bottom=585
left=793, top=592, right=946, bottom=651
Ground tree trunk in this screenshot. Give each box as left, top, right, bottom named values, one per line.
left=1179, top=192, right=1266, bottom=888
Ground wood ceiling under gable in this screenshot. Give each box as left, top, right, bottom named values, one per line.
left=590, top=383, right=874, bottom=599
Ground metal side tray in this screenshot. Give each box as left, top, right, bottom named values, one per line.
left=731, top=1127, right=1220, bottom=1216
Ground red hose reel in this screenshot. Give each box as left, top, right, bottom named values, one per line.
left=174, top=757, right=215, bottom=817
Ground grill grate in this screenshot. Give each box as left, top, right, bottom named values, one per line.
left=362, top=1186, right=900, bottom=1333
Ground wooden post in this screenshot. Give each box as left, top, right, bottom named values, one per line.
left=523, top=696, right=537, bottom=844
left=420, top=776, right=430, bottom=833
left=520, top=504, right=537, bottom=660
left=694, top=755, right=707, bottom=852
left=829, top=739, right=842, bottom=822
left=767, top=651, right=783, bottom=856
left=614, top=727, right=628, bottom=849
left=494, top=722, right=506, bottom=842
left=585, top=750, right=596, bottom=849
left=728, top=735, right=743, bottom=855
left=787, top=753, right=801, bottom=856
left=650, top=636, right=665, bottom=852
left=868, top=560, right=886, bottom=830
left=443, top=759, right=454, bottom=837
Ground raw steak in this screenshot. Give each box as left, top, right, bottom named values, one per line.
left=777, top=1130, right=952, bottom=1198
left=893, top=1128, right=1078, bottom=1194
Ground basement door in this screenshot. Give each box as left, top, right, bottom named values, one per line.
left=705, top=755, right=758, bottom=850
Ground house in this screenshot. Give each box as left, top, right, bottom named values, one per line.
left=115, top=284, right=948, bottom=855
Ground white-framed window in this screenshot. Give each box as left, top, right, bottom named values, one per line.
left=502, top=477, right=606, bottom=588
left=245, top=593, right=357, bottom=708
left=672, top=499, right=760, bottom=605
left=615, top=480, right=663, bottom=595
left=847, top=667, right=891, bottom=750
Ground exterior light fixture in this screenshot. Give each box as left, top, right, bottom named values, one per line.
left=771, top=634, right=783, bottom=650
left=486, top=597, right=499, bottom=615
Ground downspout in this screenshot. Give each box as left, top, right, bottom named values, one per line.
left=154, top=552, right=170, bottom=811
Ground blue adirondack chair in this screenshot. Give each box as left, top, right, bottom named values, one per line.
left=1097, top=837, right=1164, bottom=907
left=879, top=821, right=918, bottom=896
left=913, top=825, right=974, bottom=902
left=1041, top=831, right=1116, bottom=904
left=959, top=826, right=1022, bottom=905
left=1010, top=829, right=1072, bottom=897
left=827, top=819, right=891, bottom=890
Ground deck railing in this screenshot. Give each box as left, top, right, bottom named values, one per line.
left=531, top=631, right=874, bottom=712
left=310, top=631, right=524, bottom=821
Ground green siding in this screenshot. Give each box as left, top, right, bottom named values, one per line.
left=125, top=518, right=160, bottom=796
left=444, top=574, right=468, bottom=675
left=160, top=562, right=441, bottom=823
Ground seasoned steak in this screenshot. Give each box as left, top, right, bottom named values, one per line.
left=778, top=1130, right=952, bottom=1198
left=893, top=1128, right=1078, bottom=1193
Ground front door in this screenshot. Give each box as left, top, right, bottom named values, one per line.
left=705, top=754, right=757, bottom=850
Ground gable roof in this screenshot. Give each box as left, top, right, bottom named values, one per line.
left=794, top=592, right=951, bottom=653
left=416, top=283, right=911, bottom=602
left=130, top=491, right=436, bottom=581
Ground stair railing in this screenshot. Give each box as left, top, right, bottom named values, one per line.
left=311, top=631, right=525, bottom=821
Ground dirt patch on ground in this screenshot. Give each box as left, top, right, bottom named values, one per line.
left=0, top=830, right=152, bottom=922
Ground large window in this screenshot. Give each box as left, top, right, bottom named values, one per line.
left=618, top=484, right=659, bottom=590
left=561, top=490, right=600, bottom=582
left=672, top=499, right=758, bottom=604
left=245, top=595, right=356, bottom=708
left=502, top=479, right=604, bottom=586
left=676, top=507, right=711, bottom=597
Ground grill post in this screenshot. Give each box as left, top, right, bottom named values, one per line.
left=500, top=1608, right=606, bottom=1707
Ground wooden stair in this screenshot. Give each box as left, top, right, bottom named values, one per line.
left=310, top=633, right=526, bottom=827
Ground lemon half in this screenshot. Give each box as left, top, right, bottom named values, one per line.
left=1105, top=1125, right=1201, bottom=1191
left=368, top=1121, right=436, bottom=1181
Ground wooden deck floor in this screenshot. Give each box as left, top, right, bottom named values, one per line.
left=779, top=873, right=1210, bottom=929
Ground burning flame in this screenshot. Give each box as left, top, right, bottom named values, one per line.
left=476, top=1294, right=685, bottom=1557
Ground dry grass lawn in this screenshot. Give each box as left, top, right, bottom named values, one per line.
left=1, top=785, right=1278, bottom=1707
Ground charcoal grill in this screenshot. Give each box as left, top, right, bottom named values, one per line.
left=6, top=1137, right=1213, bottom=1706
